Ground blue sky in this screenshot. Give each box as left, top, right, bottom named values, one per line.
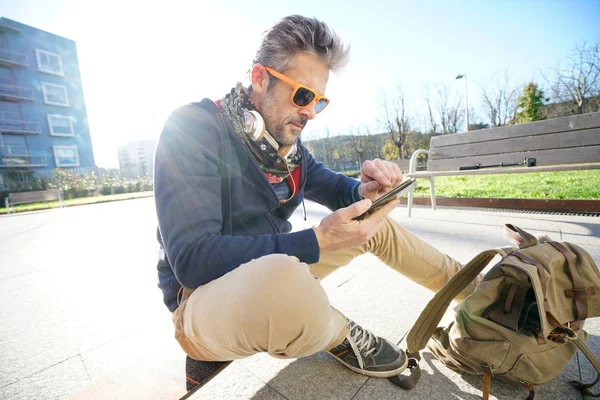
left=1, top=0, right=599, bottom=167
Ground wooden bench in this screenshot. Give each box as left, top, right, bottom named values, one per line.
left=405, top=112, right=600, bottom=217
left=393, top=158, right=427, bottom=174
left=5, top=189, right=64, bottom=214
left=392, top=159, right=411, bottom=173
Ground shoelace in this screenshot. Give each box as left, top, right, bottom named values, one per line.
left=347, top=321, right=378, bottom=370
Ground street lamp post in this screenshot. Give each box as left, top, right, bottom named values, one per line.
left=455, top=74, right=469, bottom=132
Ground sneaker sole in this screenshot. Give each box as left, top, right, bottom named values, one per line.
left=327, top=351, right=409, bottom=378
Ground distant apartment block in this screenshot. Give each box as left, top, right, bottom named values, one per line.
left=0, top=17, right=95, bottom=174
left=117, top=140, right=157, bottom=177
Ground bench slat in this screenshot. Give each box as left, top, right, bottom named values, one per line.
left=392, top=159, right=411, bottom=172
left=427, top=145, right=600, bottom=172
left=429, top=112, right=600, bottom=147
left=407, top=162, right=600, bottom=178
left=431, top=128, right=600, bottom=159
left=9, top=190, right=61, bottom=204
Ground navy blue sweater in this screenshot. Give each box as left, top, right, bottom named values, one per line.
left=154, top=99, right=361, bottom=311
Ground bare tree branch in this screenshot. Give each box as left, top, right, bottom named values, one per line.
left=378, top=85, right=411, bottom=157
left=544, top=38, right=600, bottom=115
left=425, top=82, right=464, bottom=134
left=424, top=83, right=439, bottom=135
left=348, top=126, right=372, bottom=166
left=480, top=70, right=519, bottom=126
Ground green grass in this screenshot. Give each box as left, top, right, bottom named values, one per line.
left=411, top=170, right=600, bottom=199
left=2, top=170, right=599, bottom=215
left=1, top=191, right=153, bottom=215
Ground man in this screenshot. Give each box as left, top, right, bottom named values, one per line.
left=154, top=15, right=475, bottom=378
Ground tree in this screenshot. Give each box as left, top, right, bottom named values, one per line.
left=480, top=71, right=520, bottom=127
left=513, top=82, right=547, bottom=124
left=425, top=90, right=439, bottom=135
left=468, top=122, right=491, bottom=131
left=544, top=39, right=600, bottom=116
left=348, top=126, right=372, bottom=166
left=465, top=109, right=490, bottom=131
left=378, top=85, right=411, bottom=157
left=382, top=138, right=399, bottom=160
left=424, top=83, right=464, bottom=134
left=303, top=128, right=334, bottom=169
left=403, top=132, right=431, bottom=162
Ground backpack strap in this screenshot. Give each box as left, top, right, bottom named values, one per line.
left=548, top=241, right=595, bottom=320
left=406, top=249, right=505, bottom=353
left=191, top=99, right=234, bottom=235
left=391, top=249, right=505, bottom=390
left=504, top=224, right=538, bottom=247
left=572, top=336, right=600, bottom=397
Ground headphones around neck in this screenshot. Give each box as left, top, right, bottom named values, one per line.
left=241, top=110, right=297, bottom=160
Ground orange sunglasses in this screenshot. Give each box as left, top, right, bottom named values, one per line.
left=264, top=67, right=330, bottom=113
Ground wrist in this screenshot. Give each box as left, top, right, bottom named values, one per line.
left=313, top=226, right=328, bottom=251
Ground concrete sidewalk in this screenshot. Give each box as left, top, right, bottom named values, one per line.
left=186, top=204, right=600, bottom=400
left=1, top=198, right=599, bottom=399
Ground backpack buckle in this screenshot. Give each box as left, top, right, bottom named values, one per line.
left=548, top=324, right=578, bottom=343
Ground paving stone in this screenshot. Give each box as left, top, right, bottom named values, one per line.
left=0, top=356, right=89, bottom=400
left=236, top=351, right=367, bottom=400
left=3, top=199, right=600, bottom=399
left=190, top=361, right=287, bottom=400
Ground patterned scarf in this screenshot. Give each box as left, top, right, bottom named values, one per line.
left=220, top=84, right=301, bottom=183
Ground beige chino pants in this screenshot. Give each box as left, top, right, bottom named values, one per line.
left=173, top=217, right=478, bottom=362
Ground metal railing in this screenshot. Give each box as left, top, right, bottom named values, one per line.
left=0, top=144, right=27, bottom=155
left=0, top=154, right=47, bottom=167
left=0, top=83, right=34, bottom=101
left=0, top=48, right=27, bottom=67
left=0, top=118, right=41, bottom=135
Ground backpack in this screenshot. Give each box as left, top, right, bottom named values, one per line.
left=391, top=224, right=600, bottom=399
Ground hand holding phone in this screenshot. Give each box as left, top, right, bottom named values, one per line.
left=353, top=178, right=417, bottom=221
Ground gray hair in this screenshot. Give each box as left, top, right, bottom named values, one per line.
left=253, top=15, right=350, bottom=76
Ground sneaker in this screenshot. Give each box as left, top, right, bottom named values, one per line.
left=327, top=319, right=408, bottom=378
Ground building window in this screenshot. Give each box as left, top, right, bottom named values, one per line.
left=53, top=145, right=79, bottom=167
left=41, top=82, right=69, bottom=107
left=47, top=115, right=74, bottom=137
left=35, top=49, right=64, bottom=76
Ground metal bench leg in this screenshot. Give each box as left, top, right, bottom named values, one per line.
left=428, top=176, right=437, bottom=210
left=5, top=198, right=10, bottom=215
left=406, top=148, right=430, bottom=218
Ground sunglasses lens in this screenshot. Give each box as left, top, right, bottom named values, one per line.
left=293, top=87, right=316, bottom=107
left=315, top=98, right=329, bottom=113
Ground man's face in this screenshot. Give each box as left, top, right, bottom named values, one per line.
left=255, top=53, right=329, bottom=147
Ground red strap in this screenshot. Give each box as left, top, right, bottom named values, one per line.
left=286, top=164, right=302, bottom=196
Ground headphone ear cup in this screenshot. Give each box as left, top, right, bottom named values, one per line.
left=243, top=110, right=265, bottom=140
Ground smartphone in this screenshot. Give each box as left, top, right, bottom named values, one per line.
left=353, top=178, right=417, bottom=221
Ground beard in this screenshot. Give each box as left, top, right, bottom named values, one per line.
left=260, top=98, right=307, bottom=147
left=269, top=116, right=307, bottom=146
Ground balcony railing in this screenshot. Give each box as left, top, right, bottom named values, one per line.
left=0, top=48, right=27, bottom=68
left=0, top=145, right=46, bottom=167
left=0, top=118, right=41, bottom=135
left=0, top=83, right=34, bottom=102
left=0, top=153, right=47, bottom=167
